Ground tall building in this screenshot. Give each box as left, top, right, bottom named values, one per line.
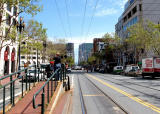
left=0, top=4, right=18, bottom=75
left=115, top=0, right=160, bottom=65
left=116, top=0, right=160, bottom=39
left=78, top=43, right=93, bottom=64
left=66, top=43, right=74, bottom=60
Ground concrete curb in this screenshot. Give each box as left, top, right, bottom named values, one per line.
left=45, top=82, right=65, bottom=114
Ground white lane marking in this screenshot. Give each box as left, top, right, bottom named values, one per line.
left=0, top=92, right=22, bottom=104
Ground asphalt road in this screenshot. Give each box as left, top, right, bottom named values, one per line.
left=71, top=70, right=160, bottom=114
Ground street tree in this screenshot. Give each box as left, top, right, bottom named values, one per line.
left=66, top=56, right=74, bottom=67
left=147, top=21, right=160, bottom=56
left=21, top=20, right=47, bottom=63
left=88, top=56, right=96, bottom=65
left=46, top=39, right=67, bottom=60
left=126, top=20, right=153, bottom=62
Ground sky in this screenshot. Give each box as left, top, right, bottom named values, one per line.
left=23, top=0, right=128, bottom=63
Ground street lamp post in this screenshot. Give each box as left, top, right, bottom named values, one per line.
left=43, top=41, right=47, bottom=63
left=17, top=17, right=25, bottom=70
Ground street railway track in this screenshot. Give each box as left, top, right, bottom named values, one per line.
left=77, top=75, right=87, bottom=114
left=96, top=74, right=160, bottom=100
left=77, top=73, right=128, bottom=114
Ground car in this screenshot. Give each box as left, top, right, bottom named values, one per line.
left=113, top=66, right=123, bottom=74
left=99, top=67, right=105, bottom=73
left=124, top=65, right=140, bottom=76
left=74, top=66, right=82, bottom=70
left=66, top=67, right=71, bottom=73
left=24, top=69, right=45, bottom=82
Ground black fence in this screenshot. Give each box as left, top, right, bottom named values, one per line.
left=33, top=64, right=68, bottom=114
left=0, top=65, right=47, bottom=114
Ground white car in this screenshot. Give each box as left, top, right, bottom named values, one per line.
left=124, top=65, right=139, bottom=76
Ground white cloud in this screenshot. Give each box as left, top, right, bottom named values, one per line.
left=95, top=8, right=118, bottom=17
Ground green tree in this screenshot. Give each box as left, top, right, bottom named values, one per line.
left=88, top=56, right=96, bottom=65
left=46, top=39, right=67, bottom=60
left=21, top=20, right=47, bottom=62
left=126, top=20, right=153, bottom=62
left=66, top=57, right=74, bottom=67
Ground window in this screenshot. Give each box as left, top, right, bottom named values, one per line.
left=33, top=57, right=36, bottom=59
left=22, top=42, right=26, bottom=44
left=27, top=56, right=31, bottom=59
left=21, top=56, right=25, bottom=59
left=128, top=12, right=132, bottom=19
left=132, top=6, right=137, bottom=14
left=139, top=4, right=142, bottom=11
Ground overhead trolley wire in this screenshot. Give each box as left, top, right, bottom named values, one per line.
left=85, top=0, right=100, bottom=39
left=81, top=0, right=88, bottom=38
left=65, top=0, right=72, bottom=41
left=54, top=0, right=68, bottom=38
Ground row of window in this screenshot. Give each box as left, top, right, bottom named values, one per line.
left=21, top=56, right=41, bottom=59
left=123, top=16, right=138, bottom=31
left=123, top=5, right=138, bottom=23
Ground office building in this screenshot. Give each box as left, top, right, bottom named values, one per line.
left=66, top=43, right=74, bottom=60
left=78, top=43, right=93, bottom=64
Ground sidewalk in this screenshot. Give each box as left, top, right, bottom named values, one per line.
left=7, top=81, right=56, bottom=114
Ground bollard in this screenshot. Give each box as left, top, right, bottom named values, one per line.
left=68, top=76, right=70, bottom=90
left=41, top=93, right=45, bottom=114
left=3, top=87, right=5, bottom=114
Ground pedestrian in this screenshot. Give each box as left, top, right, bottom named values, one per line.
left=46, top=61, right=54, bottom=79
left=53, top=52, right=62, bottom=80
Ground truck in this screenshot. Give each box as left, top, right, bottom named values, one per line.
left=142, top=57, right=160, bottom=78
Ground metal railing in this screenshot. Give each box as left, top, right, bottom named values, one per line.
left=33, top=64, right=67, bottom=114
left=0, top=65, right=46, bottom=114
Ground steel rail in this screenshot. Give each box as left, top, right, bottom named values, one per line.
left=77, top=75, right=87, bottom=114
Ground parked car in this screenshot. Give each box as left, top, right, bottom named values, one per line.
left=99, top=67, right=105, bottom=73
left=24, top=69, right=44, bottom=82
left=124, top=65, right=140, bottom=76
left=113, top=66, right=123, bottom=74
left=74, top=66, right=82, bottom=70
left=67, top=67, right=71, bottom=73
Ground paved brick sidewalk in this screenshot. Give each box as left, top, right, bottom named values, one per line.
left=7, top=81, right=55, bottom=114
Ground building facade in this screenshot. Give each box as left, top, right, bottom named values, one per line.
left=78, top=43, right=93, bottom=64
left=115, top=0, right=160, bottom=65
left=66, top=43, right=74, bottom=60
left=116, top=0, right=160, bottom=39
left=0, top=4, right=18, bottom=75
left=20, top=41, right=47, bottom=66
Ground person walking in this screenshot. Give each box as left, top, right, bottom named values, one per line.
left=53, top=52, right=61, bottom=80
